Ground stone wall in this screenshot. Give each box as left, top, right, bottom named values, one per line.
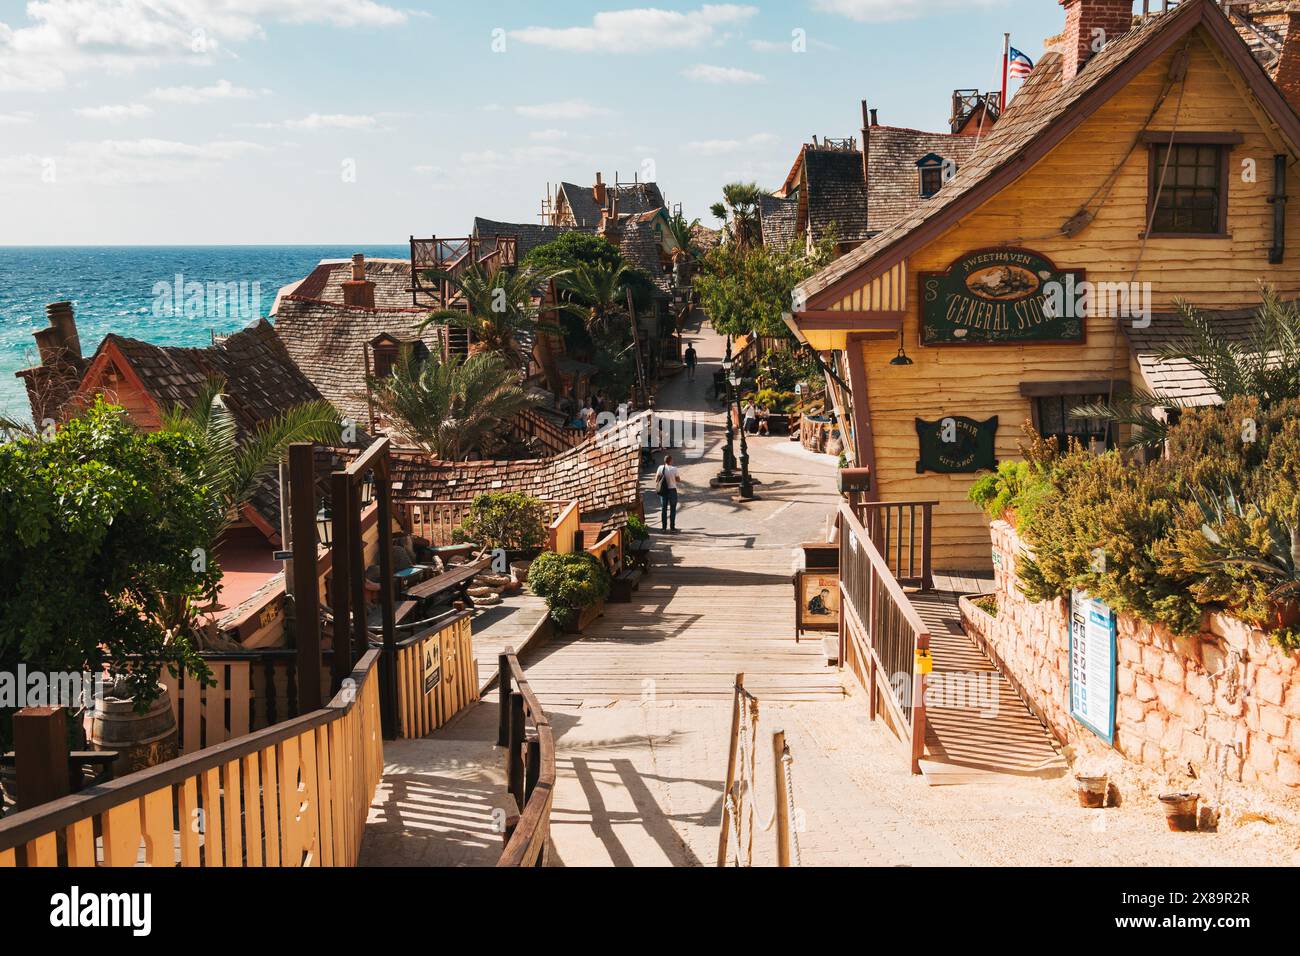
left=960, top=519, right=1300, bottom=793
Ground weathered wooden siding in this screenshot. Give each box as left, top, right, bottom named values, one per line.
left=846, top=31, right=1300, bottom=570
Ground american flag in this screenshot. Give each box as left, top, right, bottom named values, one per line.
left=1008, top=46, right=1035, bottom=79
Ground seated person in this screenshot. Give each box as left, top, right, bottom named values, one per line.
left=757, top=405, right=770, bottom=436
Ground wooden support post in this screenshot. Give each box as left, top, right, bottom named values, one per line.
left=497, top=650, right=512, bottom=747
left=507, top=692, right=526, bottom=812
left=348, top=480, right=366, bottom=667
left=377, top=469, right=397, bottom=739
left=525, top=737, right=541, bottom=803
left=330, top=471, right=353, bottom=691
left=289, top=443, right=323, bottom=713
left=911, top=633, right=929, bottom=775
left=921, top=503, right=934, bottom=593
left=13, top=706, right=69, bottom=811
left=772, top=730, right=790, bottom=868
left=716, top=672, right=744, bottom=867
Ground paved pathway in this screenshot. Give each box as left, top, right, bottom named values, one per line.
left=362, top=316, right=1297, bottom=868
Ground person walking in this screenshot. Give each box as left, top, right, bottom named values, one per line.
left=654, top=454, right=681, bottom=533
left=684, top=343, right=697, bottom=381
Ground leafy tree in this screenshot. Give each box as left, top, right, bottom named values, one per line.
left=521, top=231, right=655, bottom=313
left=666, top=211, right=700, bottom=257
left=368, top=350, right=538, bottom=460
left=453, top=492, right=550, bottom=551
left=714, top=181, right=764, bottom=249
left=695, top=236, right=836, bottom=338
left=0, top=400, right=218, bottom=748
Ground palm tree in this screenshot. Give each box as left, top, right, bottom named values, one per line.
left=666, top=211, right=700, bottom=257
left=560, top=260, right=633, bottom=335
left=719, top=181, right=764, bottom=249
left=368, top=350, right=538, bottom=461
left=1074, top=289, right=1300, bottom=450
left=158, top=378, right=343, bottom=641
left=419, top=262, right=563, bottom=368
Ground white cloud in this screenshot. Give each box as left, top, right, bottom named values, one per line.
left=150, top=79, right=266, bottom=104
left=682, top=64, right=762, bottom=84
left=529, top=128, right=569, bottom=142
left=683, top=132, right=775, bottom=156
left=0, top=110, right=35, bottom=125
left=74, top=103, right=154, bottom=121
left=515, top=100, right=612, bottom=121
left=510, top=4, right=757, bottom=53
left=0, top=0, right=408, bottom=92
left=812, top=0, right=999, bottom=23
left=24, top=138, right=268, bottom=185
left=254, top=113, right=377, bottom=130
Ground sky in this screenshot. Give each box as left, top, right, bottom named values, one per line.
left=0, top=0, right=1070, bottom=244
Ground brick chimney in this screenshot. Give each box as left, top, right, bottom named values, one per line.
left=1059, top=0, right=1134, bottom=83
left=341, top=253, right=376, bottom=309
left=593, top=171, right=607, bottom=210
left=1275, top=13, right=1300, bottom=115
left=19, top=301, right=86, bottom=425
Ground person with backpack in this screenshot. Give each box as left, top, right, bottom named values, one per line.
left=654, top=454, right=680, bottom=533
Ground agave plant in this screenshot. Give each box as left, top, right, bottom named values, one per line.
left=368, top=350, right=538, bottom=461
left=1181, top=483, right=1300, bottom=623
left=1072, top=288, right=1300, bottom=450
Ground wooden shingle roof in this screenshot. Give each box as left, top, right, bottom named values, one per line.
left=1122, top=307, right=1263, bottom=406
left=866, top=126, right=981, bottom=233
left=803, top=148, right=869, bottom=244
left=276, top=258, right=413, bottom=311
left=758, top=194, right=799, bottom=252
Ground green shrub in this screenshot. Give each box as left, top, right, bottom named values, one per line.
left=453, top=492, right=549, bottom=551
left=526, top=551, right=612, bottom=626
left=626, top=513, right=649, bottom=542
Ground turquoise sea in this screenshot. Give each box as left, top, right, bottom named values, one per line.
left=0, top=245, right=408, bottom=423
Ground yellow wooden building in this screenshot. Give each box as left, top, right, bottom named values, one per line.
left=792, top=0, right=1300, bottom=571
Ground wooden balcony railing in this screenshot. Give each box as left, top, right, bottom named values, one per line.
left=838, top=502, right=931, bottom=774
left=409, top=235, right=519, bottom=308
left=850, top=499, right=936, bottom=592
left=393, top=498, right=571, bottom=548
left=0, top=649, right=384, bottom=867
left=496, top=650, right=554, bottom=867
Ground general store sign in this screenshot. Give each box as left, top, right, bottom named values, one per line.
left=918, top=248, right=1085, bottom=345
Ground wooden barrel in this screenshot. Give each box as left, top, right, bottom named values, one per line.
left=89, top=682, right=179, bottom=777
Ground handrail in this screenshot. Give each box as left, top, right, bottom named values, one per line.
left=0, top=649, right=383, bottom=859
left=496, top=650, right=555, bottom=868
left=851, top=498, right=937, bottom=592
left=837, top=502, right=930, bottom=773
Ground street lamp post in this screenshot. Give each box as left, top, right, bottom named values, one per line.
left=718, top=337, right=738, bottom=480
left=731, top=369, right=754, bottom=500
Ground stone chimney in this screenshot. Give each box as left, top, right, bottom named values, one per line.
left=1059, top=0, right=1133, bottom=83
left=341, top=253, right=376, bottom=309
left=19, top=301, right=86, bottom=425
left=593, top=171, right=607, bottom=210
left=1274, top=13, right=1300, bottom=115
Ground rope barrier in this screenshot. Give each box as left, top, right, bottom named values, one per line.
left=720, top=681, right=803, bottom=867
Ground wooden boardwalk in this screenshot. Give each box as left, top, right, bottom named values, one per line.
left=519, top=545, right=845, bottom=706
left=910, top=573, right=1067, bottom=785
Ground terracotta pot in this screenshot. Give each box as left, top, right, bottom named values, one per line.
left=1074, top=774, right=1108, bottom=809
left=1158, top=792, right=1199, bottom=832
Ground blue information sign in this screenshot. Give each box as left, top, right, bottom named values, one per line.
left=1069, top=590, right=1116, bottom=744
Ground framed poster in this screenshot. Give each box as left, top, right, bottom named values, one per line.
left=915, top=415, right=998, bottom=473
left=1069, top=590, right=1116, bottom=744
left=796, top=571, right=840, bottom=634
left=918, top=248, right=1086, bottom=345
left=423, top=636, right=442, bottom=696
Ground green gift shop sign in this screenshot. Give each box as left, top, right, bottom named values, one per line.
left=916, top=416, right=998, bottom=474
left=917, top=248, right=1086, bottom=345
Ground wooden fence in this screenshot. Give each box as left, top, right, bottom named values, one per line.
left=393, top=611, right=479, bottom=739
left=395, top=498, right=571, bottom=548
left=496, top=650, right=554, bottom=867
left=0, top=650, right=384, bottom=867
left=838, top=503, right=932, bottom=774
left=850, top=499, right=937, bottom=592
left=547, top=499, right=581, bottom=554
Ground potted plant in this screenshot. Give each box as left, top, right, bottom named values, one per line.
left=527, top=551, right=612, bottom=632
left=454, top=491, right=550, bottom=564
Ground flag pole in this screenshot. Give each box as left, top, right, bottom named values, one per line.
left=1001, top=32, right=1010, bottom=110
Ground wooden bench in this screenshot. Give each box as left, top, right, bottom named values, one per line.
left=405, top=555, right=492, bottom=608
left=627, top=538, right=652, bottom=574
left=609, top=567, right=642, bottom=603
